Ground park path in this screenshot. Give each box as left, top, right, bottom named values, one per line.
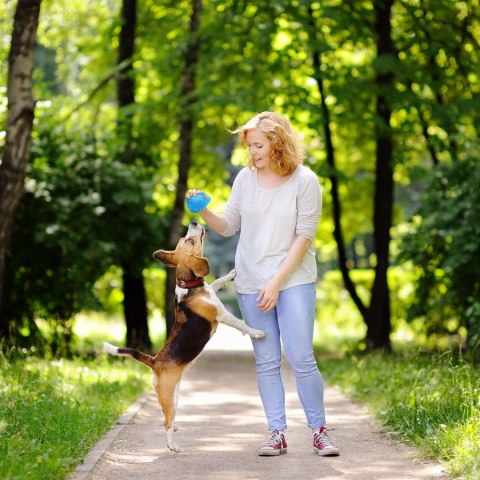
left=71, top=325, right=450, bottom=480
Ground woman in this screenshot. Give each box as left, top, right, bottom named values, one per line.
left=187, top=111, right=340, bottom=457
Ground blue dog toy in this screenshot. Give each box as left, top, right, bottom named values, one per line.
left=186, top=192, right=211, bottom=213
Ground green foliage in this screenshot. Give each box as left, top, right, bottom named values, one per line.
left=400, top=154, right=480, bottom=347
left=0, top=351, right=149, bottom=480
left=315, top=266, right=420, bottom=350
left=1, top=117, right=166, bottom=352
left=1, top=0, right=479, bottom=352
left=321, top=352, right=480, bottom=479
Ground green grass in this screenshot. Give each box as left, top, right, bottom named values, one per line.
left=319, top=351, right=480, bottom=479
left=0, top=352, right=150, bottom=480
left=2, top=297, right=478, bottom=480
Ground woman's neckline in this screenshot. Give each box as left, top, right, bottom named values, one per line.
left=255, top=165, right=301, bottom=191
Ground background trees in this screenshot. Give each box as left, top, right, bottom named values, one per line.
left=116, top=0, right=152, bottom=350
left=0, top=0, right=42, bottom=341
left=401, top=154, right=480, bottom=349
left=0, top=0, right=478, bottom=353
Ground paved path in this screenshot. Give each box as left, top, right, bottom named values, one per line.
left=71, top=325, right=450, bottom=480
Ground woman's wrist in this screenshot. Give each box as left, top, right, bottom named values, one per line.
left=199, top=208, right=228, bottom=234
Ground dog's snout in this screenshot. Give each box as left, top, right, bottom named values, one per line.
left=186, top=221, right=204, bottom=239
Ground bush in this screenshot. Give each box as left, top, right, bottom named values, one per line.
left=1, top=122, right=166, bottom=353
left=400, top=155, right=480, bottom=348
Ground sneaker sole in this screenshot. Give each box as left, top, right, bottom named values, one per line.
left=313, top=446, right=340, bottom=456
left=258, top=448, right=287, bottom=456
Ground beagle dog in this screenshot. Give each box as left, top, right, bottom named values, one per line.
left=104, top=221, right=265, bottom=453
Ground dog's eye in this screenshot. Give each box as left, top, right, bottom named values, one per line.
left=187, top=238, right=195, bottom=245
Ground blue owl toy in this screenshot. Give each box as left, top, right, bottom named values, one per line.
left=186, top=192, right=211, bottom=213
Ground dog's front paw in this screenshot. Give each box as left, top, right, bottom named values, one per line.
left=248, top=328, right=266, bottom=339
left=226, top=269, right=236, bottom=281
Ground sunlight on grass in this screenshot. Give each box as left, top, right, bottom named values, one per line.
left=74, top=313, right=126, bottom=343
left=313, top=267, right=463, bottom=353
left=314, top=276, right=366, bottom=352
left=73, top=311, right=166, bottom=351
left=320, top=352, right=480, bottom=480
left=0, top=353, right=150, bottom=480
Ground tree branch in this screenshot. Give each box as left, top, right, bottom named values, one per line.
left=61, top=58, right=133, bottom=122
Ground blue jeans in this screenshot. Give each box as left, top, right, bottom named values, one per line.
left=237, top=283, right=326, bottom=431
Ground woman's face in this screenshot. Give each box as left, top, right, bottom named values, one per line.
left=246, top=129, right=272, bottom=171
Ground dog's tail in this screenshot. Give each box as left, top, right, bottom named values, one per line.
left=103, top=342, right=155, bottom=369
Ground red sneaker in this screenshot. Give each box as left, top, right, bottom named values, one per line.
left=313, top=427, right=340, bottom=456
left=258, top=430, right=288, bottom=456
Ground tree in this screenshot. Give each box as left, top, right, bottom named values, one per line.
left=395, top=0, right=480, bottom=348
left=400, top=154, right=480, bottom=348
left=164, top=0, right=203, bottom=336
left=305, top=3, right=368, bottom=323
left=365, top=0, right=395, bottom=350
left=301, top=0, right=394, bottom=350
left=1, top=0, right=477, bottom=352
left=116, top=0, right=152, bottom=350
left=0, top=0, right=42, bottom=339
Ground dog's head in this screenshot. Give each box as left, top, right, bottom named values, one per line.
left=153, top=222, right=209, bottom=279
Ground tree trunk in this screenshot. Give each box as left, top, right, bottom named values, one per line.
left=307, top=6, right=368, bottom=320
left=122, top=264, right=150, bottom=348
left=116, top=0, right=151, bottom=350
left=366, top=0, right=395, bottom=351
left=0, top=0, right=42, bottom=338
left=165, top=0, right=203, bottom=337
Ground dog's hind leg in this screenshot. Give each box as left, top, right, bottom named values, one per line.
left=173, top=382, right=180, bottom=432
left=164, top=408, right=178, bottom=453
left=153, top=373, right=179, bottom=432
left=155, top=370, right=182, bottom=453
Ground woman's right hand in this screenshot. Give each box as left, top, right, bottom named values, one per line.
left=186, top=189, right=203, bottom=199
left=186, top=190, right=229, bottom=234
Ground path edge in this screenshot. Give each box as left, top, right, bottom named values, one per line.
left=69, top=392, right=150, bottom=480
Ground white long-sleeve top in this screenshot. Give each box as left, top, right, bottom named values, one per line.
left=220, top=164, right=322, bottom=294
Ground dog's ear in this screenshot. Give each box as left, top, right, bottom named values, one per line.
left=153, top=250, right=178, bottom=268
left=186, top=255, right=210, bottom=277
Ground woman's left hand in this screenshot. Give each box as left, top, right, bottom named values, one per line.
left=256, top=279, right=281, bottom=312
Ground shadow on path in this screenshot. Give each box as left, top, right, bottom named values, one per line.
left=71, top=324, right=450, bottom=480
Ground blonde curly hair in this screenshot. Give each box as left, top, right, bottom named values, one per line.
left=230, top=111, right=305, bottom=176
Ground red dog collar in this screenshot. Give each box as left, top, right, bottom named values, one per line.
left=176, top=277, right=205, bottom=289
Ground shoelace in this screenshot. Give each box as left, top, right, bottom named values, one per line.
left=314, top=430, right=335, bottom=448
left=263, top=431, right=282, bottom=448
